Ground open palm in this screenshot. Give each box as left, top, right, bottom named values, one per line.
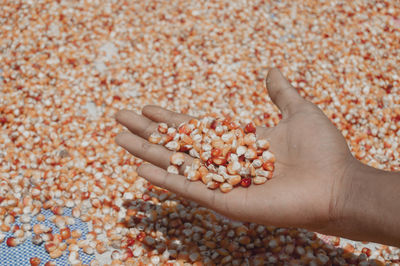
left=115, top=68, right=357, bottom=235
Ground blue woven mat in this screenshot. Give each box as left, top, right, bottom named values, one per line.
left=0, top=208, right=94, bottom=266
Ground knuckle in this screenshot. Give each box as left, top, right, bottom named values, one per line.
left=141, top=140, right=151, bottom=151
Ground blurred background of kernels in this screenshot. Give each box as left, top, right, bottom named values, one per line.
left=0, top=0, right=399, bottom=264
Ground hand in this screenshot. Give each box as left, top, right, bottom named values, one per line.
left=115, top=68, right=358, bottom=236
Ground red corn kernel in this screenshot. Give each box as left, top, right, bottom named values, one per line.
left=127, top=238, right=135, bottom=246
left=222, top=117, right=231, bottom=126
left=211, top=148, right=221, bottom=157
left=81, top=191, right=90, bottom=200
left=361, top=247, right=371, bottom=257
left=240, top=178, right=252, bottom=188
left=60, top=228, right=71, bottom=240
left=30, top=257, right=41, bottom=266
left=142, top=194, right=150, bottom=201
left=179, top=145, right=192, bottom=152
left=6, top=237, right=18, bottom=247
left=122, top=248, right=134, bottom=260
left=136, top=232, right=146, bottom=242
left=0, top=116, right=7, bottom=124
left=206, top=158, right=213, bottom=166
left=244, top=122, right=256, bottom=133
left=210, top=120, right=217, bottom=129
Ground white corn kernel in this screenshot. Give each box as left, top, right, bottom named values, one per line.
left=148, top=132, right=162, bottom=144
left=212, top=174, right=225, bottom=183
left=200, top=151, right=211, bottom=161
left=227, top=161, right=241, bottom=175
left=157, top=123, right=168, bottom=134
left=167, top=165, right=179, bottom=174
left=221, top=132, right=234, bottom=143
left=243, top=133, right=256, bottom=145
left=252, top=159, right=262, bottom=168
left=262, top=150, right=275, bottom=162
left=165, top=140, right=180, bottom=151
left=219, top=182, right=233, bottom=193
left=256, top=139, right=270, bottom=149
left=253, top=176, right=267, bottom=185
left=236, top=145, right=247, bottom=156
left=189, top=148, right=200, bottom=158
left=255, top=169, right=270, bottom=177
left=170, top=152, right=185, bottom=166
left=244, top=148, right=257, bottom=159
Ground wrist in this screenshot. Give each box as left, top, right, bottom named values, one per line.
left=331, top=159, right=369, bottom=239
left=324, top=158, right=362, bottom=236
left=332, top=160, right=400, bottom=246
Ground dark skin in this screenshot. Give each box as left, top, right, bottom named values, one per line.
left=115, top=68, right=400, bottom=247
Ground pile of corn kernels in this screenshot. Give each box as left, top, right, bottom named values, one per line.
left=149, top=117, right=275, bottom=193
left=0, top=0, right=399, bottom=265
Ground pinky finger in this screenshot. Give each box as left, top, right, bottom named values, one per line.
left=137, top=163, right=216, bottom=208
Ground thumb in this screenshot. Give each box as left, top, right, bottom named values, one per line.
left=266, top=68, right=306, bottom=118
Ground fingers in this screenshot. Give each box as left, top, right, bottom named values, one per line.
left=115, top=131, right=193, bottom=171
left=142, top=105, right=194, bottom=127
left=137, top=163, right=248, bottom=217
left=115, top=109, right=157, bottom=139
left=116, top=106, right=194, bottom=139
left=137, top=163, right=217, bottom=207
left=266, top=68, right=306, bottom=118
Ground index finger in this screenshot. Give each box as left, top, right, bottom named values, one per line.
left=115, top=106, right=194, bottom=139
left=142, top=105, right=195, bottom=127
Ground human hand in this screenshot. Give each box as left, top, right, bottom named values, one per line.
left=115, top=68, right=359, bottom=236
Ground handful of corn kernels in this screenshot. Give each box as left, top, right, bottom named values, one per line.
left=148, top=115, right=275, bottom=193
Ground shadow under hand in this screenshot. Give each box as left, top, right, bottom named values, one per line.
left=121, top=186, right=371, bottom=265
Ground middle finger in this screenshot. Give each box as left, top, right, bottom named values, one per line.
left=115, top=131, right=193, bottom=173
